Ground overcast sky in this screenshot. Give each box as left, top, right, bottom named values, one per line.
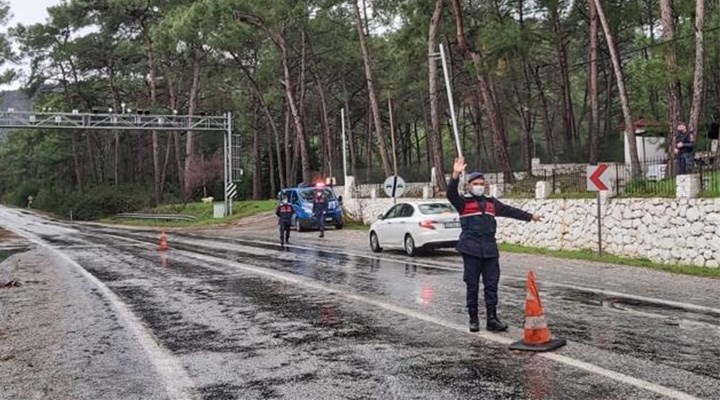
left=2, top=0, right=61, bottom=90
left=8, top=0, right=59, bottom=25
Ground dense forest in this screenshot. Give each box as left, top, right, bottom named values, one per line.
left=0, top=0, right=718, bottom=217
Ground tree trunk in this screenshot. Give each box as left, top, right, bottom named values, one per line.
left=267, top=123, right=276, bottom=197
left=143, top=28, right=161, bottom=205
left=235, top=55, right=285, bottom=189
left=343, top=89, right=358, bottom=178
left=688, top=0, right=705, bottom=134
left=517, top=0, right=534, bottom=173
left=514, top=83, right=533, bottom=173
left=550, top=5, right=576, bottom=153
left=183, top=46, right=202, bottom=201
left=534, top=68, right=556, bottom=161
left=277, top=34, right=311, bottom=184
left=603, top=64, right=614, bottom=138
left=285, top=107, right=295, bottom=186
left=427, top=0, right=447, bottom=191
left=165, top=76, right=183, bottom=193
left=317, top=79, right=334, bottom=177
left=589, top=0, right=599, bottom=164
left=108, top=63, right=121, bottom=188
left=661, top=0, right=682, bottom=173
left=252, top=107, right=262, bottom=200
left=351, top=0, right=392, bottom=176
left=449, top=0, right=514, bottom=181
left=71, top=132, right=83, bottom=190
left=592, top=0, right=641, bottom=174
left=161, top=133, right=172, bottom=197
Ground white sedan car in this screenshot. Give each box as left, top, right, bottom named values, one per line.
left=369, top=201, right=461, bottom=256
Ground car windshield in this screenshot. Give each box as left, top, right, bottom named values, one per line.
left=418, top=203, right=456, bottom=215
left=300, top=188, right=336, bottom=202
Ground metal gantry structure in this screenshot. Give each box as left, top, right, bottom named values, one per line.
left=0, top=111, right=239, bottom=216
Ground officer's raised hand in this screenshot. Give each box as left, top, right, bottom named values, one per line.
left=453, top=157, right=466, bottom=179
left=531, top=214, right=543, bottom=222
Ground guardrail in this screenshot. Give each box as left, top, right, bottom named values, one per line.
left=115, top=213, right=199, bottom=221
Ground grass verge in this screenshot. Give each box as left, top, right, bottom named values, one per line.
left=499, top=243, right=720, bottom=278
left=101, top=200, right=277, bottom=228
left=342, top=218, right=370, bottom=231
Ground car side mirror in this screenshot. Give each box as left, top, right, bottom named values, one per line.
left=338, top=195, right=343, bottom=205
left=376, top=214, right=384, bottom=221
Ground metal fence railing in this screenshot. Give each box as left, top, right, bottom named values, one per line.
left=697, top=156, right=720, bottom=196
left=335, top=153, right=720, bottom=198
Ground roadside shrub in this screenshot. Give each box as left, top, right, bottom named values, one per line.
left=34, top=187, right=63, bottom=212
left=11, top=180, right=40, bottom=207
left=59, top=186, right=153, bottom=220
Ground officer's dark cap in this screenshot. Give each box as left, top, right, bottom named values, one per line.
left=467, top=172, right=485, bottom=183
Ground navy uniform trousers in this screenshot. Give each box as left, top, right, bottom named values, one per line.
left=462, top=254, right=500, bottom=310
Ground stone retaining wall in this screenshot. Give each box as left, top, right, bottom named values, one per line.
left=342, top=197, right=720, bottom=268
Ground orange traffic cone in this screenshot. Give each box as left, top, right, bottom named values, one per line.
left=159, top=230, right=169, bottom=251
left=509, top=271, right=566, bottom=352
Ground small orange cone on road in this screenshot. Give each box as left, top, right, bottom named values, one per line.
left=159, top=230, right=169, bottom=251
left=509, top=271, right=566, bottom=352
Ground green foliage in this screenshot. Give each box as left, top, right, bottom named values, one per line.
left=10, top=180, right=40, bottom=207
left=700, top=170, right=720, bottom=197
left=623, top=178, right=676, bottom=198
left=3, top=0, right=720, bottom=211
left=3, top=184, right=157, bottom=220
left=103, top=200, right=277, bottom=227
left=62, top=187, right=148, bottom=220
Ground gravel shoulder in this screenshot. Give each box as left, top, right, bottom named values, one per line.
left=0, top=248, right=171, bottom=400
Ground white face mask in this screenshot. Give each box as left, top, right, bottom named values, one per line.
left=470, top=186, right=485, bottom=197
left=281, top=199, right=288, bottom=204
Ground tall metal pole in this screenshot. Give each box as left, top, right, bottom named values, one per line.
left=439, top=43, right=463, bottom=158
left=341, top=108, right=348, bottom=181
left=388, top=98, right=398, bottom=177
left=597, top=191, right=603, bottom=256
left=389, top=98, right=399, bottom=205
left=226, top=112, right=233, bottom=217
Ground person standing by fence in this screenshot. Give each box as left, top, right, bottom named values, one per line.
left=674, top=123, right=696, bottom=175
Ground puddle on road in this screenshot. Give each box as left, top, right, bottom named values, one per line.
left=553, top=287, right=720, bottom=327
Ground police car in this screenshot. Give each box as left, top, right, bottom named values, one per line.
left=279, top=183, right=344, bottom=232
left=369, top=201, right=460, bottom=256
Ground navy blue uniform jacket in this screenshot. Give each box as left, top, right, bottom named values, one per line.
left=446, top=177, right=533, bottom=258
left=276, top=203, right=294, bottom=225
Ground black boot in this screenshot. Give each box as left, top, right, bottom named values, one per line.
left=486, top=307, right=508, bottom=332
left=468, top=307, right=480, bottom=332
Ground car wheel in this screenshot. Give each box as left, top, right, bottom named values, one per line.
left=295, top=218, right=306, bottom=232
left=404, top=234, right=417, bottom=257
left=370, top=231, right=382, bottom=253
left=335, top=223, right=344, bottom=230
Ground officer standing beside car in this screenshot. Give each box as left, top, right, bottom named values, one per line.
left=313, top=188, right=329, bottom=238
left=446, top=157, right=542, bottom=333
left=275, top=196, right=294, bottom=246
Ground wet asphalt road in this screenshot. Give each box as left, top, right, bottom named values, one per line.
left=1, top=207, right=719, bottom=400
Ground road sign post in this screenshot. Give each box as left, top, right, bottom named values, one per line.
left=383, top=175, right=406, bottom=204
left=587, top=163, right=611, bottom=256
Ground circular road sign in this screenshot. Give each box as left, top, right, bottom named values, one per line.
left=383, top=175, right=406, bottom=198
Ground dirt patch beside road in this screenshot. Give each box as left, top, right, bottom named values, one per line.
left=0, top=250, right=171, bottom=400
